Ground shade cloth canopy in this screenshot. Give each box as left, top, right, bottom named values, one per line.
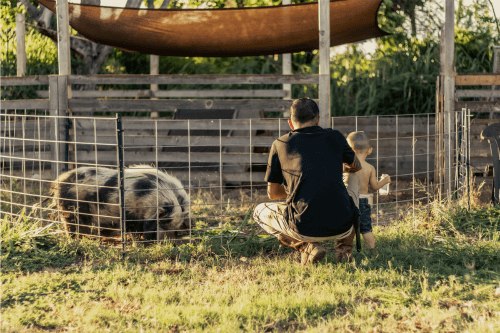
left=36, top=0, right=389, bottom=57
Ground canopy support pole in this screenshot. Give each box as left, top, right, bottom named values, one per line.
left=318, top=0, right=330, bottom=128
left=56, top=0, right=71, bottom=76
left=282, top=0, right=292, bottom=101
left=150, top=55, right=160, bottom=118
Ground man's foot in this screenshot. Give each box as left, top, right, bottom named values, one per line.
left=300, top=243, right=326, bottom=266
left=277, top=234, right=307, bottom=251
left=366, top=246, right=379, bottom=256
left=277, top=235, right=325, bottom=265
left=335, top=229, right=355, bottom=263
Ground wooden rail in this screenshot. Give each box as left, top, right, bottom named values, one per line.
left=68, top=99, right=296, bottom=112
left=1, top=99, right=50, bottom=110
left=36, top=89, right=289, bottom=99
left=455, top=101, right=500, bottom=112
left=456, top=90, right=500, bottom=98
left=455, top=74, right=500, bottom=86
left=0, top=75, right=50, bottom=86
left=65, top=74, right=320, bottom=85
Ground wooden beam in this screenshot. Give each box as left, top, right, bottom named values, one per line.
left=68, top=135, right=276, bottom=147
left=74, top=150, right=269, bottom=164
left=455, top=101, right=500, bottom=112
left=318, top=0, right=330, bottom=128
left=455, top=74, right=500, bottom=86
left=16, top=13, right=26, bottom=77
left=36, top=89, right=289, bottom=98
left=73, top=118, right=290, bottom=131
left=68, top=99, right=298, bottom=112
left=170, top=171, right=267, bottom=183
left=456, top=90, right=500, bottom=98
left=66, top=74, right=320, bottom=85
left=0, top=76, right=50, bottom=86
left=0, top=99, right=50, bottom=110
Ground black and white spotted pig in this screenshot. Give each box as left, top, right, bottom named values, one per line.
left=38, top=165, right=190, bottom=240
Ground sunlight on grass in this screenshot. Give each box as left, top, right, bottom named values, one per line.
left=1, top=189, right=500, bottom=332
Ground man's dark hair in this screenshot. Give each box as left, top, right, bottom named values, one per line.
left=290, top=98, right=319, bottom=124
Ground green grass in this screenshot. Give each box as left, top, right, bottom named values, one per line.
left=1, top=199, right=500, bottom=332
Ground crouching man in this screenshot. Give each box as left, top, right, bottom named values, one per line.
left=253, top=98, right=362, bottom=265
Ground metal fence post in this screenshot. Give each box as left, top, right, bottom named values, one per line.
left=466, top=105, right=471, bottom=208
left=116, top=114, right=126, bottom=254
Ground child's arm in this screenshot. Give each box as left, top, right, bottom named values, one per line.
left=368, top=167, right=391, bottom=191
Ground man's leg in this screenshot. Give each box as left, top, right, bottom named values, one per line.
left=252, top=202, right=289, bottom=237
left=253, top=203, right=326, bottom=265
left=335, top=228, right=355, bottom=262
left=362, top=232, right=376, bottom=249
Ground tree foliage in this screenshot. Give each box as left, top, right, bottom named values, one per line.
left=1, top=0, right=499, bottom=115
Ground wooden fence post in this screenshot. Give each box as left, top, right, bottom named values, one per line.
left=491, top=46, right=499, bottom=118
left=16, top=13, right=26, bottom=77
left=150, top=54, right=159, bottom=118
left=443, top=0, right=455, bottom=197
left=49, top=75, right=68, bottom=179
left=318, top=0, right=330, bottom=128
left=49, top=76, right=59, bottom=179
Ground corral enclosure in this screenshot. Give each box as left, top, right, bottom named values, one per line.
left=2, top=71, right=499, bottom=248
left=1, top=108, right=476, bottom=246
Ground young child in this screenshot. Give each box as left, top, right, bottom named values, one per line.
left=345, top=131, right=391, bottom=250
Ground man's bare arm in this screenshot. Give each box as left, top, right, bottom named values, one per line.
left=343, top=155, right=362, bottom=173
left=267, top=182, right=287, bottom=200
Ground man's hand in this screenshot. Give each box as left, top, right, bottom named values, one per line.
left=268, top=182, right=287, bottom=200
left=343, top=156, right=362, bottom=173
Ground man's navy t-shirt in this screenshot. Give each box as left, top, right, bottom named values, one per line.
left=264, top=126, right=356, bottom=237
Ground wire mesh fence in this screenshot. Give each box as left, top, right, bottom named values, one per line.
left=1, top=109, right=471, bottom=250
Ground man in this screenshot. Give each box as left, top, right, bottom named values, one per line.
left=253, top=98, right=362, bottom=265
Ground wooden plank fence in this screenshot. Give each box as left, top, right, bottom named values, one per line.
left=3, top=115, right=493, bottom=184
left=2, top=72, right=499, bottom=185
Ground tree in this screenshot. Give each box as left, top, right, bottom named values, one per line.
left=17, top=0, right=170, bottom=89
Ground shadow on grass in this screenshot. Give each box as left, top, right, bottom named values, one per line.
left=218, top=217, right=500, bottom=285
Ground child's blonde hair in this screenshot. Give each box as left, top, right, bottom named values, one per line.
left=347, top=131, right=371, bottom=153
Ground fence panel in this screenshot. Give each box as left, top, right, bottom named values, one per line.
left=1, top=111, right=473, bottom=250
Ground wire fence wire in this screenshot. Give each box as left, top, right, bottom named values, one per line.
left=1, top=109, right=471, bottom=249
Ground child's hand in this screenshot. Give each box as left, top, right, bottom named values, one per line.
left=383, top=175, right=391, bottom=184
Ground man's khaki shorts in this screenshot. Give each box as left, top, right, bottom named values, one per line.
left=253, top=202, right=353, bottom=242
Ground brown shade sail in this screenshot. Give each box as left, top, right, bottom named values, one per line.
left=36, top=0, right=389, bottom=57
